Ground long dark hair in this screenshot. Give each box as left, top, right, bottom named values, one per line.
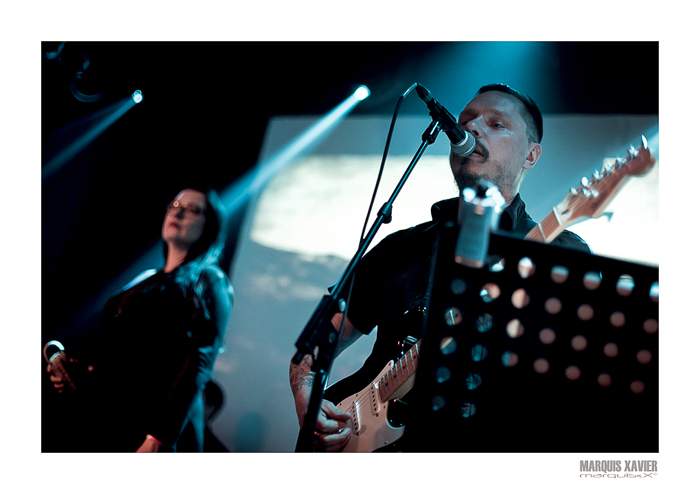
left=163, top=186, right=229, bottom=295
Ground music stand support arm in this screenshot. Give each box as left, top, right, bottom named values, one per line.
left=293, top=117, right=442, bottom=452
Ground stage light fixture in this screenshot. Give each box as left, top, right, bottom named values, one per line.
left=132, top=90, right=143, bottom=104
left=353, top=85, right=370, bottom=101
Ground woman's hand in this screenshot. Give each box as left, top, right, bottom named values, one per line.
left=46, top=359, right=93, bottom=393
left=136, top=435, right=164, bottom=452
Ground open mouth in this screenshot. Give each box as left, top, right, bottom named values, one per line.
left=460, top=152, right=482, bottom=165
left=473, top=144, right=487, bottom=157
left=465, top=146, right=487, bottom=164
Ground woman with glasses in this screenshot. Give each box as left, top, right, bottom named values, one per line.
left=47, top=187, right=234, bottom=452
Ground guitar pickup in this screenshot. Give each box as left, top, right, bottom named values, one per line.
left=350, top=401, right=360, bottom=434
left=371, top=382, right=380, bottom=416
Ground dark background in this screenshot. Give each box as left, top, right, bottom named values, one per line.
left=41, top=40, right=659, bottom=355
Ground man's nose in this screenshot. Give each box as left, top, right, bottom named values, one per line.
left=463, top=119, right=482, bottom=138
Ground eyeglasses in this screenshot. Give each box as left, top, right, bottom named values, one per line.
left=166, top=200, right=206, bottom=217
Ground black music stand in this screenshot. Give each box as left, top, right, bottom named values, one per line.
left=402, top=223, right=659, bottom=452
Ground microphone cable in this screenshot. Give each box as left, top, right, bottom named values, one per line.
left=338, top=83, right=419, bottom=346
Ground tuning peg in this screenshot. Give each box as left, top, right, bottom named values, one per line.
left=641, top=135, right=648, bottom=149
left=628, top=144, right=639, bottom=159
left=593, top=170, right=602, bottom=182
left=570, top=187, right=579, bottom=195
left=582, top=188, right=599, bottom=198
left=581, top=176, right=589, bottom=187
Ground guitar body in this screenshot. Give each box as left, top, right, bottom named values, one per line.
left=335, top=360, right=407, bottom=453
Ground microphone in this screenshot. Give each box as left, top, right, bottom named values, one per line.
left=416, top=84, right=476, bottom=157
left=44, top=340, right=77, bottom=391
left=454, top=180, right=505, bottom=269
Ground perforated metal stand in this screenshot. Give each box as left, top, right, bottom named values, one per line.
left=402, top=223, right=659, bottom=452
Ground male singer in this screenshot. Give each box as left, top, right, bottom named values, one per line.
left=289, top=83, right=590, bottom=451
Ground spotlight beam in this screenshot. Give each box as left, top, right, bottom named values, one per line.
left=220, top=85, right=371, bottom=214
left=55, top=86, right=369, bottom=339
left=43, top=94, right=141, bottom=181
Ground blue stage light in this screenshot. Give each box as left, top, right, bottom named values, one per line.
left=132, top=90, right=143, bottom=103
left=353, top=85, right=370, bottom=101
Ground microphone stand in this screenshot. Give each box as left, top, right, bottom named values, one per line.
left=293, top=116, right=443, bottom=452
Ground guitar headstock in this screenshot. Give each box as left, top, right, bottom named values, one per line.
left=602, top=135, right=656, bottom=178
left=554, top=136, right=657, bottom=228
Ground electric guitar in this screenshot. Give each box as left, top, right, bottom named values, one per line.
left=325, top=336, right=422, bottom=452
left=325, top=136, right=657, bottom=452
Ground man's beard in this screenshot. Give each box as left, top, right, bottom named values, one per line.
left=454, top=170, right=508, bottom=194
left=453, top=159, right=515, bottom=197
left=452, top=149, right=495, bottom=192
left=454, top=171, right=483, bottom=192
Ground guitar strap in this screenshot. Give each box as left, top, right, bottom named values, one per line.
left=415, top=223, right=443, bottom=314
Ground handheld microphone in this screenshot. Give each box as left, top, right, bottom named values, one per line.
left=416, top=84, right=476, bottom=157
left=44, top=340, right=77, bottom=390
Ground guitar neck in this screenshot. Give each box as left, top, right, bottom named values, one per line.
left=377, top=340, right=421, bottom=403
left=526, top=168, right=633, bottom=244
left=525, top=210, right=563, bottom=243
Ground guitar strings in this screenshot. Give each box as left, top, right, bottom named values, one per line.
left=340, top=345, right=420, bottom=423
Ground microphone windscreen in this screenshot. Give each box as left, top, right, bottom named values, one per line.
left=451, top=132, right=476, bottom=157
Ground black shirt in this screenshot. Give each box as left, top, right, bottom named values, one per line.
left=94, top=265, right=232, bottom=451
left=340, top=194, right=589, bottom=388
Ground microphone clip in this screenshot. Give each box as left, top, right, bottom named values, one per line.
left=416, top=84, right=475, bottom=157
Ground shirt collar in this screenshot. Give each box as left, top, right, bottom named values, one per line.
left=430, top=193, right=526, bottom=233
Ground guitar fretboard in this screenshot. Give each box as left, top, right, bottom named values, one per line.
left=377, top=341, right=421, bottom=402
left=525, top=211, right=563, bottom=243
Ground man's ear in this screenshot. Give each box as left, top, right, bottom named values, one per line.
left=524, top=142, right=542, bottom=170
